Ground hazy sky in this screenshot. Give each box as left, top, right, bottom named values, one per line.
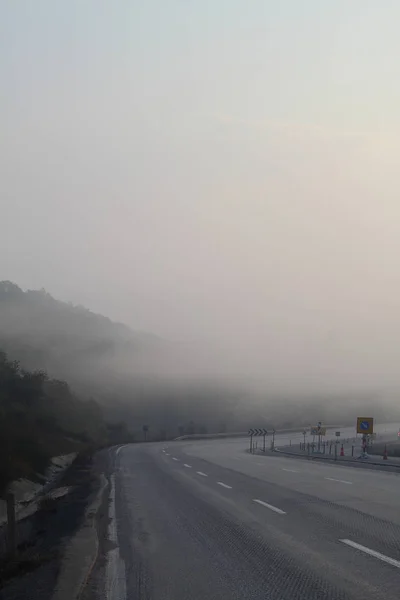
left=2, top=1, right=400, bottom=390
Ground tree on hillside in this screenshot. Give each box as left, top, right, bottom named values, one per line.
left=0, top=350, right=114, bottom=493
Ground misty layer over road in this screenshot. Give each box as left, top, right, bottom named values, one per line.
left=85, top=432, right=400, bottom=600
left=3, top=5, right=400, bottom=597
left=3, top=2, right=400, bottom=399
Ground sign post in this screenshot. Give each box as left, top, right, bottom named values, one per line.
left=310, top=423, right=326, bottom=453
left=262, top=429, right=267, bottom=452
left=271, top=428, right=276, bottom=451
left=248, top=429, right=254, bottom=453
left=249, top=428, right=268, bottom=453
left=356, top=418, right=373, bottom=458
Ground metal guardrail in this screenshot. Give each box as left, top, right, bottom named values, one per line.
left=174, top=425, right=348, bottom=442
left=174, top=432, right=248, bottom=441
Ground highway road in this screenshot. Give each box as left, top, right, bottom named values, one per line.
left=92, top=430, right=400, bottom=600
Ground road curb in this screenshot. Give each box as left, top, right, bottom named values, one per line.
left=51, top=472, right=108, bottom=600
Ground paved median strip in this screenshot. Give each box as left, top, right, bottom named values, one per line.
left=217, top=482, right=232, bottom=489
left=196, top=471, right=208, bottom=477
left=340, top=539, right=400, bottom=569
left=183, top=464, right=192, bottom=468
left=325, top=477, right=352, bottom=485
left=253, top=499, right=286, bottom=514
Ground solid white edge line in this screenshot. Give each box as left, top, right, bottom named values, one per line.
left=172, top=457, right=179, bottom=461
left=217, top=482, right=232, bottom=489
left=183, top=464, right=192, bottom=468
left=282, top=468, right=298, bottom=473
left=253, top=499, right=286, bottom=514
left=340, top=539, right=400, bottom=569
left=325, top=477, right=352, bottom=484
left=196, top=471, right=208, bottom=477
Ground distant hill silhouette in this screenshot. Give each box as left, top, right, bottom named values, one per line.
left=0, top=282, right=241, bottom=437
left=0, top=281, right=161, bottom=389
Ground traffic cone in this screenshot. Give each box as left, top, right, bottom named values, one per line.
left=383, top=445, right=388, bottom=460
left=340, top=444, right=345, bottom=457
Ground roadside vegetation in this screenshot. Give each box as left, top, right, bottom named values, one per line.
left=0, top=350, right=132, bottom=494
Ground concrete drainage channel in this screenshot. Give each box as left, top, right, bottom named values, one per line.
left=50, top=473, right=108, bottom=600
left=0, top=450, right=111, bottom=600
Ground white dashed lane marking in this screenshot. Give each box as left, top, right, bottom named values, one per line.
left=253, top=499, right=286, bottom=515
left=217, top=482, right=232, bottom=489
left=183, top=464, right=192, bottom=468
left=325, top=477, right=352, bottom=485
left=340, top=539, right=400, bottom=569
left=172, top=457, right=179, bottom=461
left=196, top=471, right=208, bottom=477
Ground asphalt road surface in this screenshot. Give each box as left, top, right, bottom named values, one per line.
left=96, top=429, right=400, bottom=600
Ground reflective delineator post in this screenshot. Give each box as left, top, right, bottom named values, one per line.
left=383, top=445, right=388, bottom=460
left=340, top=444, right=345, bottom=457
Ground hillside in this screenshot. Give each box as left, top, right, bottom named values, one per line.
left=0, top=282, right=242, bottom=437
left=0, top=349, right=134, bottom=494
left=0, top=281, right=161, bottom=386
